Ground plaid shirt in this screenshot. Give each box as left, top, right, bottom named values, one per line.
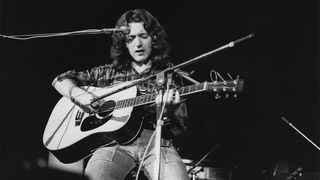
left=56, top=63, right=188, bottom=138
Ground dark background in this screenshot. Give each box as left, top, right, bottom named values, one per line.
left=1, top=0, right=319, bottom=179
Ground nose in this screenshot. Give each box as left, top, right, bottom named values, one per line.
left=133, top=37, right=142, bottom=47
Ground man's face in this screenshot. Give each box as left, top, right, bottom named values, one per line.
left=125, top=22, right=152, bottom=65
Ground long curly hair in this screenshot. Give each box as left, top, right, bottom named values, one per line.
left=110, top=9, right=171, bottom=71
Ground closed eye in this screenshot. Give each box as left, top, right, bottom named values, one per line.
left=125, top=33, right=149, bottom=43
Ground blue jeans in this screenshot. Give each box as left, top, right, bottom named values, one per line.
left=85, top=129, right=189, bottom=180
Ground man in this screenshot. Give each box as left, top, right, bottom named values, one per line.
left=52, top=9, right=189, bottom=180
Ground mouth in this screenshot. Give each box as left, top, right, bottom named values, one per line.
left=135, top=49, right=145, bottom=54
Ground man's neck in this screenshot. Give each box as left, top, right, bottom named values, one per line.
left=131, top=60, right=152, bottom=74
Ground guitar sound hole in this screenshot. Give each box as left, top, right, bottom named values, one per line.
left=80, top=101, right=116, bottom=131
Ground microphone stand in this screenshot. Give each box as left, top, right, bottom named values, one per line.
left=190, top=167, right=204, bottom=180
left=187, top=144, right=220, bottom=177
left=92, top=34, right=254, bottom=104
left=281, top=117, right=320, bottom=151
left=94, top=35, right=254, bottom=180
left=8, top=30, right=253, bottom=179
left=3, top=28, right=254, bottom=179
left=153, top=72, right=172, bottom=180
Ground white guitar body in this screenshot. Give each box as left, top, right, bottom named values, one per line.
left=43, top=79, right=244, bottom=163
left=43, top=82, right=143, bottom=163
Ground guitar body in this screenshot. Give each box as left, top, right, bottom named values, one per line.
left=43, top=79, right=244, bottom=163
left=43, top=82, right=144, bottom=163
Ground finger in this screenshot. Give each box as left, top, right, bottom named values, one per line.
left=91, top=101, right=100, bottom=108
left=174, top=90, right=180, bottom=104
left=88, top=104, right=97, bottom=113
left=166, top=89, right=174, bottom=104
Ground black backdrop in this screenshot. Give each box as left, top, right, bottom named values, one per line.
left=1, top=0, right=319, bottom=179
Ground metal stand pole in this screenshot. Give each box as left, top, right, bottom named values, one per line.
left=153, top=72, right=172, bottom=180
left=153, top=109, right=163, bottom=180
left=281, top=117, right=320, bottom=151
left=187, top=144, right=220, bottom=174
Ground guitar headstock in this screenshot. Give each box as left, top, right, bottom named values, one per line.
left=206, top=79, right=244, bottom=99
left=207, top=79, right=244, bottom=93
left=206, top=70, right=244, bottom=99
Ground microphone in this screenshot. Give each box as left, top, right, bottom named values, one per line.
left=101, top=26, right=130, bottom=34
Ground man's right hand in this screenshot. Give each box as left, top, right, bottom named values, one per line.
left=52, top=78, right=99, bottom=114
left=70, top=86, right=97, bottom=114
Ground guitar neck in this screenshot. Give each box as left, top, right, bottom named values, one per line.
left=114, top=82, right=209, bottom=110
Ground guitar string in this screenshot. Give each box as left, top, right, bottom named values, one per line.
left=73, top=82, right=235, bottom=113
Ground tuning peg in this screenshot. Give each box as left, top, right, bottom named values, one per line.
left=227, top=73, right=233, bottom=80
left=216, top=72, right=225, bottom=81
left=214, top=93, right=220, bottom=99
left=223, top=86, right=228, bottom=91
left=225, top=94, right=229, bottom=98
left=234, top=94, right=238, bottom=98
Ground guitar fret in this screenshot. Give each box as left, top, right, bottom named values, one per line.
left=181, top=87, right=186, bottom=94
left=141, top=95, right=146, bottom=104
left=135, top=96, right=139, bottom=105
left=197, top=83, right=204, bottom=91
left=147, top=94, right=152, bottom=103
left=118, top=100, right=122, bottom=108
left=121, top=99, right=124, bottom=108
left=190, top=84, right=196, bottom=92
left=135, top=96, right=141, bottom=106
left=111, top=80, right=241, bottom=110
left=138, top=96, right=142, bottom=105
left=115, top=100, right=121, bottom=109
left=140, top=95, right=145, bottom=104
left=194, top=84, right=198, bottom=91
left=151, top=94, right=156, bottom=102
left=140, top=96, right=144, bottom=104
left=136, top=96, right=141, bottom=105
left=124, top=99, right=129, bottom=108
left=137, top=96, right=142, bottom=105
left=120, top=100, right=125, bottom=108
left=133, top=97, right=137, bottom=106
left=128, top=98, right=132, bottom=107
left=195, top=84, right=200, bottom=91
left=147, top=95, right=150, bottom=103
left=122, top=100, right=127, bottom=108
left=129, top=98, right=134, bottom=106
left=133, top=97, right=138, bottom=106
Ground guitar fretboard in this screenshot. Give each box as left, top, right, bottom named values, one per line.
left=114, top=82, right=207, bottom=109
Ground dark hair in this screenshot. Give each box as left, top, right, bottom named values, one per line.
left=110, top=9, right=171, bottom=70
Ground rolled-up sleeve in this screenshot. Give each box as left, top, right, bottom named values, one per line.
left=54, top=64, right=114, bottom=87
